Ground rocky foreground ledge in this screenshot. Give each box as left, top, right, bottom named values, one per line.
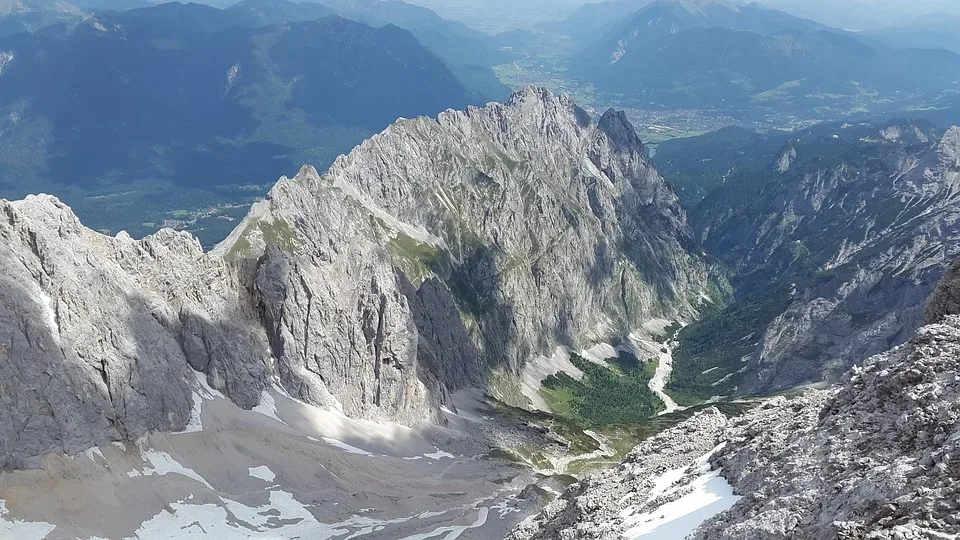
left=513, top=296, right=960, bottom=538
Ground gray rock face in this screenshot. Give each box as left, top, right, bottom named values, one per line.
left=694, top=318, right=960, bottom=539
left=700, top=123, right=960, bottom=393
left=0, top=88, right=706, bottom=466
left=515, top=267, right=960, bottom=539
left=220, top=87, right=706, bottom=415
left=926, top=259, right=960, bottom=324
left=0, top=196, right=270, bottom=467
left=509, top=408, right=734, bottom=540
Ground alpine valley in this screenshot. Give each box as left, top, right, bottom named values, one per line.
left=1, top=0, right=959, bottom=539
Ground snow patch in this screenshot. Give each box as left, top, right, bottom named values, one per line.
left=225, top=63, right=241, bottom=92
left=195, top=373, right=225, bottom=400
left=252, top=391, right=285, bottom=424
left=711, top=373, right=734, bottom=387
left=136, top=487, right=469, bottom=540
left=397, top=507, right=489, bottom=540
left=135, top=491, right=335, bottom=539
left=321, top=437, right=374, bottom=457
left=440, top=405, right=458, bottom=417
left=126, top=450, right=214, bottom=490
left=0, top=51, right=13, bottom=77
left=178, top=372, right=227, bottom=434
left=179, top=392, right=205, bottom=434
left=491, top=496, right=522, bottom=519
left=83, top=446, right=105, bottom=464
left=248, top=466, right=276, bottom=483
left=35, top=287, right=59, bottom=338
left=423, top=448, right=454, bottom=460
left=0, top=500, right=57, bottom=539
left=622, top=444, right=740, bottom=539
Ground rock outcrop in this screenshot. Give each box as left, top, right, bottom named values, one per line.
left=695, top=318, right=960, bottom=539
left=514, top=266, right=960, bottom=539
left=0, top=88, right=706, bottom=467
left=926, top=259, right=960, bottom=324
left=0, top=196, right=270, bottom=468
left=690, top=122, right=960, bottom=395
left=508, top=407, right=739, bottom=539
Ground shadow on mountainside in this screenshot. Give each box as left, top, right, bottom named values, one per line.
left=0, top=277, right=115, bottom=468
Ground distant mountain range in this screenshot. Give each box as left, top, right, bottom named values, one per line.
left=309, top=0, right=511, bottom=99
left=0, top=0, right=512, bottom=99
left=576, top=0, right=827, bottom=75
left=864, top=14, right=960, bottom=55
left=0, top=1, right=490, bottom=242
left=559, top=0, right=654, bottom=43
left=562, top=0, right=960, bottom=121
left=0, top=0, right=82, bottom=35
left=756, top=0, right=960, bottom=31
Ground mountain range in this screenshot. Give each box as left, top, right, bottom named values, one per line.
left=565, top=0, right=960, bottom=114
left=864, top=13, right=960, bottom=55
left=0, top=0, right=512, bottom=244
left=0, top=0, right=513, bottom=86
left=1, top=0, right=960, bottom=534
left=0, top=0, right=81, bottom=35
left=576, top=0, right=827, bottom=72
left=0, top=88, right=705, bottom=469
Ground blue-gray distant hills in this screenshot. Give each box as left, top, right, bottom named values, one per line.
left=566, top=0, right=960, bottom=116
left=0, top=0, right=508, bottom=241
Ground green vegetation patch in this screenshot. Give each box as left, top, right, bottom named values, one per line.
left=387, top=231, right=449, bottom=285
left=541, top=355, right=664, bottom=426
left=225, top=216, right=299, bottom=261
left=667, top=283, right=793, bottom=405
left=258, top=218, right=300, bottom=252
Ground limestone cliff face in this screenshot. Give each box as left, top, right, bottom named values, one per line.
left=697, top=124, right=960, bottom=393
left=926, top=259, right=960, bottom=324
left=0, top=196, right=270, bottom=468
left=218, top=87, right=706, bottom=413
left=0, top=88, right=706, bottom=466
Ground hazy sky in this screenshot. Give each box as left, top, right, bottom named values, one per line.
left=756, top=0, right=960, bottom=29
left=409, top=0, right=960, bottom=31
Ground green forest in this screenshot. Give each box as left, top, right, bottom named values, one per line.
left=667, top=282, right=794, bottom=404
left=541, top=354, right=664, bottom=426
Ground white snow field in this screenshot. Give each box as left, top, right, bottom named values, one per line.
left=622, top=445, right=741, bottom=539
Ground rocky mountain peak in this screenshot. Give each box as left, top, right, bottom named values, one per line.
left=0, top=88, right=707, bottom=467
left=775, top=143, right=797, bottom=173
left=597, top=108, right=644, bottom=152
